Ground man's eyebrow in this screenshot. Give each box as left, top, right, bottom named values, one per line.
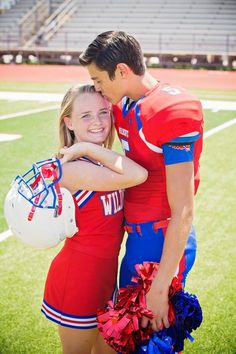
left=91, top=76, right=99, bottom=80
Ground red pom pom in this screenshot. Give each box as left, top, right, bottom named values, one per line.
left=97, top=262, right=182, bottom=353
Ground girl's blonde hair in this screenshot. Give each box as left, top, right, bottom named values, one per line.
left=57, top=84, right=115, bottom=158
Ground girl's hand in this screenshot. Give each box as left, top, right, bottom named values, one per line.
left=60, top=143, right=88, bottom=164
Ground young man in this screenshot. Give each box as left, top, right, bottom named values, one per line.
left=79, top=31, right=203, bottom=333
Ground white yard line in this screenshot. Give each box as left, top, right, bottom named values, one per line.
left=204, top=117, right=236, bottom=139
left=0, top=229, right=12, bottom=242
left=0, top=105, right=58, bottom=121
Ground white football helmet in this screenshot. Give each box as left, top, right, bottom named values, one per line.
left=4, top=158, right=78, bottom=249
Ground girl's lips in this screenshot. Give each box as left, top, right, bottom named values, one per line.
left=89, top=128, right=104, bottom=133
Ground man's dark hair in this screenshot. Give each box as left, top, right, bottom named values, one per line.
left=79, top=31, right=145, bottom=80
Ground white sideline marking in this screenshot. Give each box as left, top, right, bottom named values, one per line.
left=0, top=105, right=58, bottom=121
left=0, top=133, right=22, bottom=142
left=1, top=111, right=236, bottom=242
left=201, top=100, right=236, bottom=111
left=0, top=91, right=63, bottom=102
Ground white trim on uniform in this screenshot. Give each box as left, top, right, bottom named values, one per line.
left=180, top=131, right=199, bottom=137
left=139, top=128, right=163, bottom=153
left=41, top=300, right=97, bottom=329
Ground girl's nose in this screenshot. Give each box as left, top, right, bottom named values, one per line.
left=92, top=114, right=103, bottom=125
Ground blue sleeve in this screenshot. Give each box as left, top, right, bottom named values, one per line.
left=162, top=132, right=200, bottom=165
left=162, top=143, right=194, bottom=165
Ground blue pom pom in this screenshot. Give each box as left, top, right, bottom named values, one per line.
left=136, top=331, right=174, bottom=353
left=137, top=290, right=203, bottom=353
left=166, top=290, right=203, bottom=352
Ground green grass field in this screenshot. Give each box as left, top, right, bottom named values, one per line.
left=0, top=83, right=236, bottom=353
left=0, top=100, right=57, bottom=115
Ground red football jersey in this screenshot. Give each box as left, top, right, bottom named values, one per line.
left=113, top=83, right=203, bottom=223
left=65, top=188, right=124, bottom=259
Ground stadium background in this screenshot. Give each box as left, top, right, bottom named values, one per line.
left=0, top=0, right=236, bottom=353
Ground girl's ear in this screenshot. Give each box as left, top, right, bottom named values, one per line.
left=64, top=116, right=73, bottom=130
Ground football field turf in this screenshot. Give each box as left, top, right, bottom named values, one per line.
left=0, top=83, right=235, bottom=353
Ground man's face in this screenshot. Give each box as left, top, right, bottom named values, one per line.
left=87, top=62, right=126, bottom=104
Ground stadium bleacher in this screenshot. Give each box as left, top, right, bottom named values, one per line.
left=0, top=0, right=46, bottom=47
left=0, top=0, right=235, bottom=68
left=0, top=0, right=17, bottom=11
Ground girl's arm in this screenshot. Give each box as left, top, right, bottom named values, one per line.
left=59, top=142, right=148, bottom=193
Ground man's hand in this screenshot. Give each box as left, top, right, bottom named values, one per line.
left=141, top=284, right=170, bottom=331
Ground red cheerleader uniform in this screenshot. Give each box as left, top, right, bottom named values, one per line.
left=41, top=178, right=124, bottom=329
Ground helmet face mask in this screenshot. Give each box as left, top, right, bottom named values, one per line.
left=15, top=158, right=62, bottom=210
left=4, top=158, right=78, bottom=249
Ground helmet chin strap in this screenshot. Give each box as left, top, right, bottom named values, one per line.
left=28, top=162, right=62, bottom=221
left=28, top=193, right=41, bottom=221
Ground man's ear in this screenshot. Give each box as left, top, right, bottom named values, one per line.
left=64, top=116, right=73, bottom=130
left=116, top=63, right=131, bottom=78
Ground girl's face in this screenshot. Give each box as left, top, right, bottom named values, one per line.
left=64, top=92, right=112, bottom=145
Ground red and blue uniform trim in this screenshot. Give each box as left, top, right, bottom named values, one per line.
left=41, top=300, right=97, bottom=329
left=162, top=132, right=201, bottom=165
left=74, top=190, right=96, bottom=208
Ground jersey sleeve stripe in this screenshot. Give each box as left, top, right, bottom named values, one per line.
left=168, top=132, right=201, bottom=144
